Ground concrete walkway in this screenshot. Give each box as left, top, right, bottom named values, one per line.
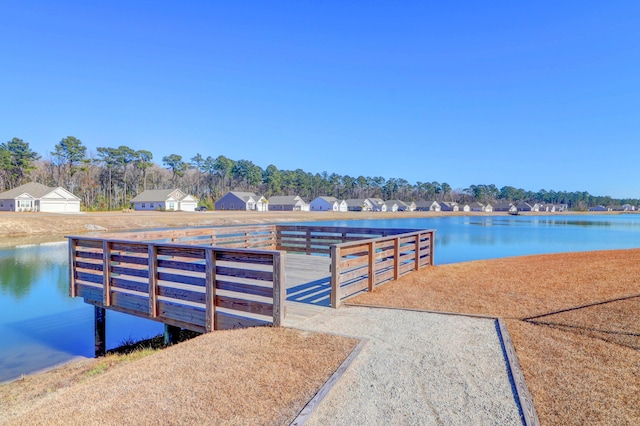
left=290, top=305, right=524, bottom=425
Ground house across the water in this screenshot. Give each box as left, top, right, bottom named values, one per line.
left=215, top=191, right=268, bottom=211
left=0, top=182, right=81, bottom=212
left=130, top=189, right=198, bottom=211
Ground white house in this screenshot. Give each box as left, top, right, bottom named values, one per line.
left=345, top=199, right=372, bottom=212
left=383, top=201, right=399, bottom=212
left=415, top=200, right=441, bottom=212
left=366, top=198, right=387, bottom=212
left=0, top=182, right=81, bottom=212
left=494, top=202, right=518, bottom=213
left=215, top=191, right=268, bottom=211
left=268, top=195, right=309, bottom=211
left=309, top=196, right=347, bottom=212
left=439, top=202, right=459, bottom=212
left=130, top=189, right=197, bottom=211
left=516, top=202, right=536, bottom=212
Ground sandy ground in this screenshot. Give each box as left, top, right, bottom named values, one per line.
left=350, top=249, right=640, bottom=425
left=1, top=327, right=357, bottom=425
left=297, top=306, right=522, bottom=425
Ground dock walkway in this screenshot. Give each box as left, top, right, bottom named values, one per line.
left=284, top=254, right=332, bottom=326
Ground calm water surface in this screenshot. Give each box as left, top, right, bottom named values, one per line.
left=305, top=214, right=640, bottom=263
left=0, top=242, right=163, bottom=383
left=2, top=214, right=640, bottom=383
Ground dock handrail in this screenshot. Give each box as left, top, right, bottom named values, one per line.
left=329, top=229, right=435, bottom=307
left=69, top=236, right=285, bottom=333
left=69, top=224, right=435, bottom=333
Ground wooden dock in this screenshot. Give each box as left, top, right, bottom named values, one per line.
left=68, top=224, right=435, bottom=353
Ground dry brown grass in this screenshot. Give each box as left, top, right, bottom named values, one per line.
left=350, top=249, right=640, bottom=425
left=1, top=327, right=357, bottom=425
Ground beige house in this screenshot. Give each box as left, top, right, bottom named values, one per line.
left=0, top=182, right=81, bottom=212
left=130, top=189, right=198, bottom=211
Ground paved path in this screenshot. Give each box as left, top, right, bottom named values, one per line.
left=291, top=305, right=523, bottom=425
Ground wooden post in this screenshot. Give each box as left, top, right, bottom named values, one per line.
left=95, top=306, right=106, bottom=357
left=164, top=324, right=181, bottom=345
left=415, top=233, right=421, bottom=271
left=102, top=241, right=112, bottom=307
left=273, top=225, right=278, bottom=249
left=330, top=245, right=341, bottom=308
left=69, top=238, right=77, bottom=297
left=148, top=244, right=158, bottom=318
left=368, top=241, right=375, bottom=292
left=393, top=237, right=400, bottom=280
left=272, top=251, right=286, bottom=326
left=275, top=226, right=281, bottom=250
left=205, top=248, right=216, bottom=332
left=429, top=230, right=435, bottom=265
left=306, top=229, right=311, bottom=255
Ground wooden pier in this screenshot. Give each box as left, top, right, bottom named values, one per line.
left=68, top=224, right=434, bottom=351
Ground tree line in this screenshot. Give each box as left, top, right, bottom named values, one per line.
left=1, top=136, right=637, bottom=211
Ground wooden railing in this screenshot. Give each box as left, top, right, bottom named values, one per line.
left=94, top=225, right=278, bottom=250
left=70, top=224, right=435, bottom=333
left=330, top=229, right=435, bottom=307
left=275, top=225, right=426, bottom=255
left=68, top=237, right=285, bottom=333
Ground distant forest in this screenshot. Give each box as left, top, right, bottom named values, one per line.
left=1, top=136, right=637, bottom=211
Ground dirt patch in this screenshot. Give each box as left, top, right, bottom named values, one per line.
left=1, top=327, right=357, bottom=425
left=349, top=249, right=640, bottom=425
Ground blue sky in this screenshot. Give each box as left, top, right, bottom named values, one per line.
left=2, top=1, right=639, bottom=198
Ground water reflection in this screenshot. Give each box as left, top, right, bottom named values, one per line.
left=0, top=243, right=68, bottom=300
left=0, top=242, right=163, bottom=383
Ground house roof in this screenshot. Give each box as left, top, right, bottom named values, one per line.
left=229, top=191, right=261, bottom=202
left=386, top=200, right=409, bottom=207
left=314, top=196, right=338, bottom=203
left=130, top=189, right=188, bottom=203
left=345, top=198, right=367, bottom=206
left=0, top=182, right=77, bottom=200
left=415, top=200, right=439, bottom=208
left=269, top=195, right=304, bottom=205
left=366, top=198, right=385, bottom=205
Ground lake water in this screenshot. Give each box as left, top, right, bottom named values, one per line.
left=2, top=214, right=640, bottom=383
left=0, top=242, right=163, bottom=383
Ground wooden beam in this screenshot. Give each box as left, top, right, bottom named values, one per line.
left=368, top=241, right=375, bottom=291
left=94, top=306, right=106, bottom=357
left=69, top=238, right=77, bottom=297
left=272, top=251, right=285, bottom=326
left=429, top=230, right=435, bottom=266
left=393, top=237, right=400, bottom=280
left=102, top=241, right=112, bottom=307
left=205, top=248, right=216, bottom=332
left=164, top=324, right=181, bottom=345
left=330, top=245, right=340, bottom=308
left=148, top=244, right=158, bottom=318
left=415, top=234, right=421, bottom=271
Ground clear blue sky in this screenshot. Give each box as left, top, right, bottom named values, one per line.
left=2, top=1, right=639, bottom=198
